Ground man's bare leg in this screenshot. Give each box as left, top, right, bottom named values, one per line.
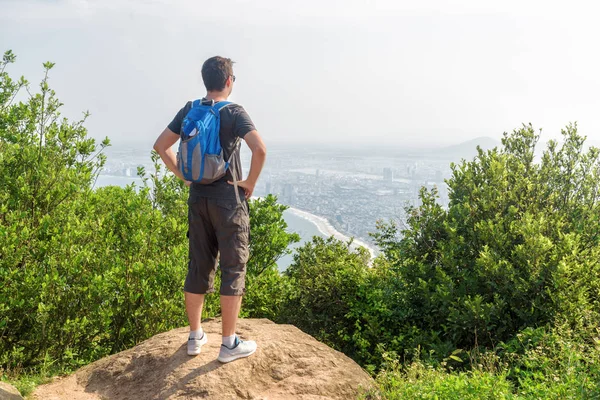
left=185, top=291, right=205, bottom=331
left=217, top=294, right=256, bottom=362
left=221, top=295, right=242, bottom=337
left=185, top=292, right=207, bottom=355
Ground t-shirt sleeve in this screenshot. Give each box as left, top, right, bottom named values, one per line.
left=167, top=102, right=191, bottom=135
left=233, top=106, right=257, bottom=139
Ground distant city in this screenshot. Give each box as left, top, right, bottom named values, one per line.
left=99, top=138, right=501, bottom=247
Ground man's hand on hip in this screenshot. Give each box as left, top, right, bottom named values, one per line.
left=228, top=180, right=254, bottom=199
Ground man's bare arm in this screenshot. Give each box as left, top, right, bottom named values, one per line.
left=153, top=128, right=187, bottom=183
left=229, top=130, right=266, bottom=198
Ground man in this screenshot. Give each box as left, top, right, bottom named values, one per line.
left=153, top=56, right=267, bottom=363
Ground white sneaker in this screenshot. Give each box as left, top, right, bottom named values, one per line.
left=187, top=332, right=208, bottom=356
left=217, top=336, right=257, bottom=363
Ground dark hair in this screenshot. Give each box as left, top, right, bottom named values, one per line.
left=201, top=56, right=234, bottom=92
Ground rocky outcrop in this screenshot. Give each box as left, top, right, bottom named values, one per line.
left=0, top=381, right=23, bottom=400
left=33, top=318, right=373, bottom=399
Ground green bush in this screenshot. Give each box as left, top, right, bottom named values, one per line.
left=500, top=324, right=600, bottom=398
left=278, top=236, right=391, bottom=370
left=358, top=125, right=600, bottom=396
left=1, top=50, right=116, bottom=371
left=363, top=324, right=600, bottom=399
left=362, top=359, right=515, bottom=400
left=372, top=124, right=600, bottom=353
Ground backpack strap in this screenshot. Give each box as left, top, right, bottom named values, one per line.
left=190, top=99, right=234, bottom=110
left=213, top=101, right=234, bottom=112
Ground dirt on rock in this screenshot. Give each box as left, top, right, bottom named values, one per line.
left=32, top=318, right=373, bottom=400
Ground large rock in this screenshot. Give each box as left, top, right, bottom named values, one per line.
left=0, top=382, right=23, bottom=400
left=33, top=318, right=373, bottom=399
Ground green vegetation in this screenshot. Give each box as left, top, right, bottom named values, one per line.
left=3, top=50, right=600, bottom=398
left=358, top=323, right=600, bottom=399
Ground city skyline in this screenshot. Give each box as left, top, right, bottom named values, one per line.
left=99, top=135, right=505, bottom=247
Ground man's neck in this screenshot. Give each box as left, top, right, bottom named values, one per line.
left=205, top=91, right=229, bottom=102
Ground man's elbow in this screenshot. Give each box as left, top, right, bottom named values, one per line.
left=254, top=144, right=267, bottom=158
left=153, top=140, right=164, bottom=154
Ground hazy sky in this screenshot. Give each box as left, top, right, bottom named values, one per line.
left=1, top=0, right=599, bottom=148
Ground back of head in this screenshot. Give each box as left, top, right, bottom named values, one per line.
left=202, top=56, right=234, bottom=92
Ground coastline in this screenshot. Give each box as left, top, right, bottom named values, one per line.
left=285, top=206, right=378, bottom=259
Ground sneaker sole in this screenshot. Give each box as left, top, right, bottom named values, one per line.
left=187, top=334, right=208, bottom=356
left=217, top=346, right=257, bottom=363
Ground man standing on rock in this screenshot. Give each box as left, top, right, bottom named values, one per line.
left=153, top=56, right=267, bottom=363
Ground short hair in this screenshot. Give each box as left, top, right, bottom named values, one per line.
left=201, top=56, right=234, bottom=92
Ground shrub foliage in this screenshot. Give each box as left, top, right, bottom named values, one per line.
left=372, top=123, right=600, bottom=351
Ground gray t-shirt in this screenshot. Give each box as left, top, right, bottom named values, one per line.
left=168, top=99, right=256, bottom=199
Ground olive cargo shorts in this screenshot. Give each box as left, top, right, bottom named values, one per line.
left=184, top=196, right=250, bottom=296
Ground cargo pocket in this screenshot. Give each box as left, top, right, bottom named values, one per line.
left=211, top=198, right=250, bottom=268
left=213, top=199, right=248, bottom=228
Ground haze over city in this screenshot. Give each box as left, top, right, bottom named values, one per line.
left=2, top=0, right=599, bottom=149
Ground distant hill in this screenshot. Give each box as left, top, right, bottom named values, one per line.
left=428, top=136, right=501, bottom=161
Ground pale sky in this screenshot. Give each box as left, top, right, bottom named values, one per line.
left=1, top=0, right=599, bottom=148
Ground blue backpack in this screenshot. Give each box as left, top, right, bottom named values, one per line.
left=177, top=99, right=242, bottom=199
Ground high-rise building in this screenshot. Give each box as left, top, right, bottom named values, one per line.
left=383, top=168, right=393, bottom=181
left=283, top=183, right=295, bottom=203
